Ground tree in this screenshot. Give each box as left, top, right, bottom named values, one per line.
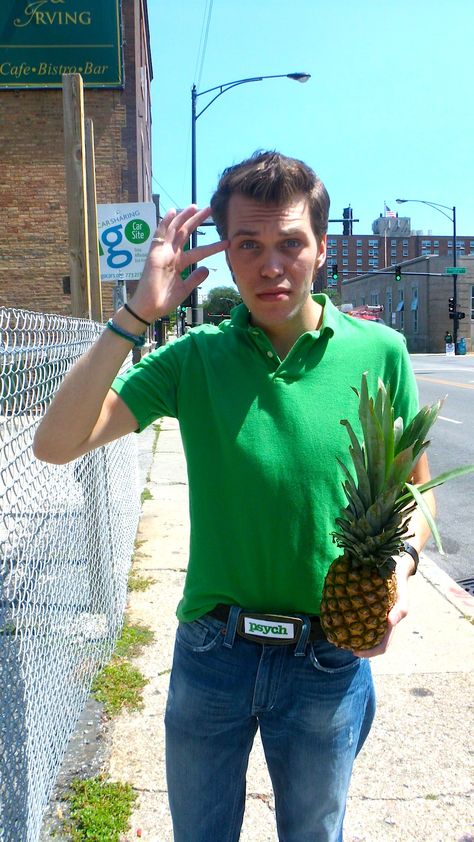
left=321, top=287, right=341, bottom=307
left=202, top=286, right=242, bottom=323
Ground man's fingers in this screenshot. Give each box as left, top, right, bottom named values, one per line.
left=185, top=239, right=229, bottom=264
left=185, top=266, right=210, bottom=288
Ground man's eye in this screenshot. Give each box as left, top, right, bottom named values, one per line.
left=284, top=239, right=301, bottom=248
left=239, top=241, right=257, bottom=250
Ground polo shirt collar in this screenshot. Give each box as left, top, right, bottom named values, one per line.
left=229, top=293, right=338, bottom=340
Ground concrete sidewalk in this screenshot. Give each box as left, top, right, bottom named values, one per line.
left=111, top=418, right=474, bottom=842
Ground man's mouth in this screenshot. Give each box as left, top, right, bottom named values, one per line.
left=256, top=288, right=291, bottom=301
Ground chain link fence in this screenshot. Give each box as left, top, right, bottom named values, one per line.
left=0, top=308, right=141, bottom=842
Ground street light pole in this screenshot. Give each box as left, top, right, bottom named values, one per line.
left=396, top=198, right=459, bottom=352
left=189, top=72, right=311, bottom=326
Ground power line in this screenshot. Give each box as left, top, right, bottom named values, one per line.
left=196, top=0, right=214, bottom=91
left=151, top=174, right=181, bottom=211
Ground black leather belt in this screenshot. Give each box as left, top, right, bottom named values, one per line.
left=209, top=604, right=326, bottom=644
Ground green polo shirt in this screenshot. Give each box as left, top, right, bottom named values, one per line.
left=112, top=295, right=418, bottom=622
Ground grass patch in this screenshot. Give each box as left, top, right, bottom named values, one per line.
left=140, top=487, right=152, bottom=503
left=65, top=776, right=137, bottom=842
left=91, top=621, right=153, bottom=716
left=92, top=661, right=148, bottom=717
left=128, top=569, right=156, bottom=591
left=114, top=621, right=154, bottom=659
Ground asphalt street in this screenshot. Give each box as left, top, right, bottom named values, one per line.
left=411, top=353, right=474, bottom=587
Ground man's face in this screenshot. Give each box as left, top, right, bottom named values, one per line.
left=225, top=194, right=327, bottom=335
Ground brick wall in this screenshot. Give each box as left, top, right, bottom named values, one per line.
left=0, top=0, right=152, bottom=318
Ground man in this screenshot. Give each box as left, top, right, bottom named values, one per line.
left=34, top=151, right=434, bottom=842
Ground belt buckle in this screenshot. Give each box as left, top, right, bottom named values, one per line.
left=237, top=612, right=303, bottom=645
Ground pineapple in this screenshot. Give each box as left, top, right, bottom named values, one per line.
left=320, top=373, right=473, bottom=651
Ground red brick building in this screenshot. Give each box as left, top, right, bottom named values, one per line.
left=315, top=215, right=474, bottom=293
left=0, top=0, right=152, bottom=315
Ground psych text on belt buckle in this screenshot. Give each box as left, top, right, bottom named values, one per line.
left=237, top=612, right=303, bottom=645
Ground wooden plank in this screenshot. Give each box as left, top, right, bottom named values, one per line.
left=62, top=73, right=90, bottom=318
left=85, top=118, right=103, bottom=322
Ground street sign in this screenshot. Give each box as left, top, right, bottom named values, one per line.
left=97, top=203, right=157, bottom=282
left=449, top=312, right=466, bottom=319
left=445, top=267, right=467, bottom=274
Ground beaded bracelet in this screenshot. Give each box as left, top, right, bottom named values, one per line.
left=106, top=318, right=146, bottom=347
left=123, top=302, right=151, bottom=326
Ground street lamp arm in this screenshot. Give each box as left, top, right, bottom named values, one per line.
left=395, top=198, right=454, bottom=223
left=194, top=72, right=310, bottom=120
left=195, top=80, right=263, bottom=120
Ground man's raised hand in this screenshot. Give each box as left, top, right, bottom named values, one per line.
left=128, top=205, right=228, bottom=322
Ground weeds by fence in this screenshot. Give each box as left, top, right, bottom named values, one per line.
left=0, top=308, right=140, bottom=842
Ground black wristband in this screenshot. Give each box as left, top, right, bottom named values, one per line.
left=402, top=541, right=419, bottom=575
left=123, top=302, right=151, bottom=327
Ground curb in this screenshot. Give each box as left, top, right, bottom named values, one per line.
left=419, top=552, right=474, bottom=621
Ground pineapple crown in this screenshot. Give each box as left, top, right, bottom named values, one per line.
left=332, top=373, right=443, bottom=576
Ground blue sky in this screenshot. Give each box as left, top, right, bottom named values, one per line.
left=147, top=0, right=474, bottom=294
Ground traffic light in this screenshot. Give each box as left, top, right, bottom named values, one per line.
left=331, top=263, right=339, bottom=282
left=178, top=305, right=186, bottom=316
left=394, top=265, right=402, bottom=282
left=448, top=297, right=455, bottom=315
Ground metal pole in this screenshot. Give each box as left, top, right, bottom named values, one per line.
left=190, top=85, right=199, bottom=327
left=452, top=206, right=458, bottom=353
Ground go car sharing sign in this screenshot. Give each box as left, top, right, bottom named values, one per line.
left=98, top=203, right=157, bottom=282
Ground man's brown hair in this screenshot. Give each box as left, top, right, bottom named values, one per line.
left=210, top=150, right=330, bottom=240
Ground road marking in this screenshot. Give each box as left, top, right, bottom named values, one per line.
left=415, top=375, right=474, bottom=390
left=438, top=415, right=462, bottom=424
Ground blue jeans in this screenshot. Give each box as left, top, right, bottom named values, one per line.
left=165, top=607, right=375, bottom=842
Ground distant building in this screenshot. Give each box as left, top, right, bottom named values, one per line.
left=316, top=214, right=474, bottom=293
left=341, top=254, right=474, bottom=353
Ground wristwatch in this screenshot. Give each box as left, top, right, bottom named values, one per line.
left=401, top=541, right=419, bottom=575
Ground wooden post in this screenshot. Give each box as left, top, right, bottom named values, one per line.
left=62, top=73, right=91, bottom=318
left=85, top=118, right=103, bottom=322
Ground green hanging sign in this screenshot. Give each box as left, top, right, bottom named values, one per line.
left=0, top=0, right=123, bottom=89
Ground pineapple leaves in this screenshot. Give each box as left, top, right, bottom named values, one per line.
left=396, top=399, right=444, bottom=459
left=397, top=464, right=474, bottom=508
left=340, top=420, right=372, bottom=509
left=358, top=374, right=386, bottom=500
left=405, top=481, right=445, bottom=554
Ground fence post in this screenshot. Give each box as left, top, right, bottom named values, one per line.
left=62, top=73, right=91, bottom=318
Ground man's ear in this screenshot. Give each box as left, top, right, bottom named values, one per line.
left=316, top=233, right=327, bottom=269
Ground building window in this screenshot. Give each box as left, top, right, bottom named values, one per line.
left=403, top=249, right=408, bottom=257
left=411, top=287, right=418, bottom=333
left=342, top=249, right=348, bottom=256
left=398, top=289, right=404, bottom=330
left=357, top=258, right=363, bottom=266
left=471, top=285, right=474, bottom=319
left=343, top=239, right=348, bottom=246
left=370, top=292, right=379, bottom=306
left=386, top=287, right=392, bottom=315
left=328, top=239, right=337, bottom=246
left=357, top=240, right=362, bottom=246
left=357, top=248, right=362, bottom=255
left=343, top=259, right=348, bottom=266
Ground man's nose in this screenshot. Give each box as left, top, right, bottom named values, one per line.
left=260, top=249, right=284, bottom=277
